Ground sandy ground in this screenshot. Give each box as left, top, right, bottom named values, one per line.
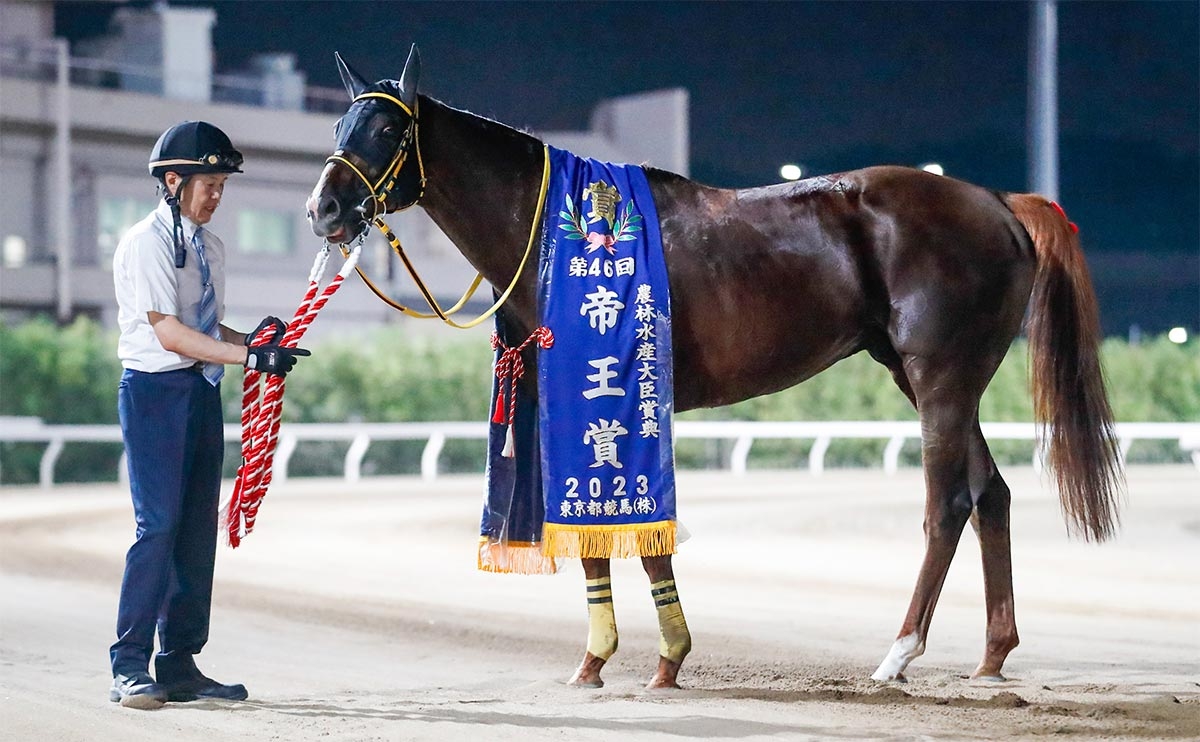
left=1, top=465, right=1197, bottom=741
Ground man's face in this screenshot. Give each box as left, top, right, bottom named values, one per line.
left=167, top=172, right=230, bottom=226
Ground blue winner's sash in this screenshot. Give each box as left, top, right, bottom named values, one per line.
left=537, top=146, right=677, bottom=559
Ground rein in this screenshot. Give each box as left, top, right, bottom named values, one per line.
left=326, top=93, right=551, bottom=329
left=225, top=245, right=361, bottom=548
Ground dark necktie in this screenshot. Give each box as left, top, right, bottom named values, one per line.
left=194, top=229, right=224, bottom=386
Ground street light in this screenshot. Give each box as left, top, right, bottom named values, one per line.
left=920, top=163, right=945, bottom=176
left=1167, top=327, right=1188, bottom=344
left=780, top=164, right=803, bottom=181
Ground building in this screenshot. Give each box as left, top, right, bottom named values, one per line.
left=0, top=0, right=689, bottom=343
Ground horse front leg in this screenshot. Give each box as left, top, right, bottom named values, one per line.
left=568, top=557, right=617, bottom=688
left=642, top=554, right=691, bottom=689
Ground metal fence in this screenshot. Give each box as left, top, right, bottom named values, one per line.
left=2, top=418, right=1197, bottom=489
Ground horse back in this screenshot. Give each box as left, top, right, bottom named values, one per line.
left=647, top=165, right=1037, bottom=411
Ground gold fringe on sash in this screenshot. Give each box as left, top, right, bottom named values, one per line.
left=477, top=537, right=559, bottom=575
left=541, top=520, right=677, bottom=560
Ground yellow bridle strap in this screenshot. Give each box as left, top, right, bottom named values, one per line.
left=326, top=96, right=423, bottom=215
left=341, top=144, right=551, bottom=330
left=326, top=145, right=409, bottom=205
left=366, top=217, right=483, bottom=320
left=326, top=153, right=379, bottom=201
left=353, top=91, right=414, bottom=118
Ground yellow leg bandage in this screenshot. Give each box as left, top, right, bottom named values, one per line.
left=651, top=579, right=691, bottom=663
left=585, top=577, right=618, bottom=660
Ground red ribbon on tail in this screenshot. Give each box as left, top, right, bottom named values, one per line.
left=1049, top=201, right=1079, bottom=234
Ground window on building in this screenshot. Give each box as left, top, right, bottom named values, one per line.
left=98, top=197, right=157, bottom=267
left=237, top=209, right=294, bottom=255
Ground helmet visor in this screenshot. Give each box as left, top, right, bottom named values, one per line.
left=200, top=149, right=244, bottom=171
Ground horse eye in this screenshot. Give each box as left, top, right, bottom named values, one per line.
left=381, top=125, right=400, bottom=138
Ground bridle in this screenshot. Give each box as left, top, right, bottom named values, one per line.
left=324, top=91, right=425, bottom=223
left=323, top=92, right=548, bottom=330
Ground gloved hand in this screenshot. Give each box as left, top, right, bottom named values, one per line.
left=245, top=343, right=311, bottom=378
left=246, top=316, right=287, bottom=347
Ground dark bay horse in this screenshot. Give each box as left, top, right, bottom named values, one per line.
left=306, top=47, right=1123, bottom=688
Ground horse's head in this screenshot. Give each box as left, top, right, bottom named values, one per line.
left=306, top=46, right=422, bottom=244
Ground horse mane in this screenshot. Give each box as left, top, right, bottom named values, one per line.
left=420, top=94, right=542, bottom=151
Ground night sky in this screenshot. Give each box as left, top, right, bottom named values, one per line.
left=56, top=1, right=1199, bottom=333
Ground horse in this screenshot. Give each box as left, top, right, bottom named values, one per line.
left=305, top=46, right=1123, bottom=689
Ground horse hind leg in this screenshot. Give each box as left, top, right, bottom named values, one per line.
left=873, top=391, right=978, bottom=682
left=644, top=554, right=691, bottom=689
left=967, top=427, right=1020, bottom=680
left=568, top=558, right=618, bottom=688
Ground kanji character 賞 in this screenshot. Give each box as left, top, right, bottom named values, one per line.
left=583, top=418, right=629, bottom=469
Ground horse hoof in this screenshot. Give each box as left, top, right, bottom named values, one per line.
left=568, top=667, right=604, bottom=688
left=970, top=673, right=1007, bottom=683
left=645, top=678, right=681, bottom=690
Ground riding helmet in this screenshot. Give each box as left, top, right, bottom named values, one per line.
left=148, top=121, right=244, bottom=179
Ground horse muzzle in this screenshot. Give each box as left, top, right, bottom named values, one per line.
left=306, top=187, right=369, bottom=244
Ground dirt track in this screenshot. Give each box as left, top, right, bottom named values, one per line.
left=1, top=466, right=1197, bottom=741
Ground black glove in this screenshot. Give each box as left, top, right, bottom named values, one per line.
left=245, top=343, right=310, bottom=378
left=246, top=316, right=287, bottom=347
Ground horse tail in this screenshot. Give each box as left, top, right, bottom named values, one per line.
left=1005, top=193, right=1123, bottom=542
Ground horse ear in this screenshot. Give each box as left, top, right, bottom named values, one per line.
left=334, top=51, right=368, bottom=99
left=398, top=44, right=421, bottom=109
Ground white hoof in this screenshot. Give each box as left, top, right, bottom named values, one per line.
left=872, top=633, right=924, bottom=681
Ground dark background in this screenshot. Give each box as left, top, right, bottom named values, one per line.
left=57, top=1, right=1199, bottom=337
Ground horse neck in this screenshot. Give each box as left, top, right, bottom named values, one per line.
left=417, top=96, right=546, bottom=320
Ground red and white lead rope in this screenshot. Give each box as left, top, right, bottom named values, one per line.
left=225, top=245, right=361, bottom=547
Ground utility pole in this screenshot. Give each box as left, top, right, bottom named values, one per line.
left=1028, top=0, right=1059, bottom=201
left=53, top=38, right=73, bottom=323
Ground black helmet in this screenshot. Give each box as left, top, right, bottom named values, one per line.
left=148, top=121, right=244, bottom=179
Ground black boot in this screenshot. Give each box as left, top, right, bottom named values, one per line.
left=154, top=654, right=248, bottom=702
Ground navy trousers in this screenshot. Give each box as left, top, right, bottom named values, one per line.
left=111, top=367, right=224, bottom=677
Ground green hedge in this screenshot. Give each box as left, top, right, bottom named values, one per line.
left=1, top=317, right=1195, bottom=483
left=0, top=318, right=123, bottom=484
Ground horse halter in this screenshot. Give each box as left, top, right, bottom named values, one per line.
left=322, top=87, right=551, bottom=330
left=325, top=91, right=425, bottom=226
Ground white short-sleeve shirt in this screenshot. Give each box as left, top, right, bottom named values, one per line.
left=113, top=200, right=227, bottom=372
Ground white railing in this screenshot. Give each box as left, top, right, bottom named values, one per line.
left=2, top=417, right=1198, bottom=489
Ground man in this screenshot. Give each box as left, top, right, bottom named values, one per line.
left=109, top=121, right=308, bottom=710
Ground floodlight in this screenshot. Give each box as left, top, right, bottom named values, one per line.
left=780, top=164, right=803, bottom=181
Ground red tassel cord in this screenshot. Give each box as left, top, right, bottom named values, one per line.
left=490, top=327, right=554, bottom=458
